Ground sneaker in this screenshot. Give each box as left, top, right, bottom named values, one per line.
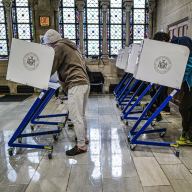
left=156, top=114, right=163, bottom=122
left=66, top=145, right=87, bottom=156
left=67, top=119, right=74, bottom=129
left=176, top=136, right=188, bottom=145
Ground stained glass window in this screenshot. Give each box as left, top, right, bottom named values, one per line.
left=109, top=0, right=125, bottom=56
left=59, top=0, right=77, bottom=42
left=132, top=0, right=148, bottom=43
left=84, top=0, right=100, bottom=57
left=134, top=0, right=145, bottom=8
left=111, top=0, right=122, bottom=8
left=12, top=0, right=33, bottom=41
left=0, top=1, right=8, bottom=57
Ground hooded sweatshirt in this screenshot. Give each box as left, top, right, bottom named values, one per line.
left=51, top=38, right=89, bottom=92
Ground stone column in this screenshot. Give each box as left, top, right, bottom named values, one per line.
left=123, top=0, right=133, bottom=46
left=76, top=0, right=85, bottom=55
left=29, top=0, right=57, bottom=43
left=148, top=0, right=156, bottom=39
left=52, top=0, right=60, bottom=31
left=100, top=0, right=109, bottom=60
left=2, top=0, right=17, bottom=93
left=2, top=0, right=13, bottom=48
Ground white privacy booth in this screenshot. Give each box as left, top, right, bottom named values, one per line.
left=134, top=39, right=189, bottom=89
left=7, top=39, right=68, bottom=159
left=125, top=43, right=142, bottom=74
left=116, top=49, right=124, bottom=69
left=6, top=38, right=55, bottom=90
left=120, top=47, right=130, bottom=70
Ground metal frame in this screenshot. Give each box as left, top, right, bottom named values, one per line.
left=128, top=89, right=179, bottom=151
left=8, top=85, right=68, bottom=159
left=30, top=88, right=68, bottom=126
left=121, top=82, right=153, bottom=121
left=115, top=75, right=179, bottom=154
left=113, top=73, right=130, bottom=95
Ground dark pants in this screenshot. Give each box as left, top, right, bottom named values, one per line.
left=179, top=82, right=192, bottom=139
left=55, top=88, right=60, bottom=98
left=150, top=86, right=170, bottom=112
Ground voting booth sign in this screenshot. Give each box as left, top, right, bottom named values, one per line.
left=6, top=38, right=55, bottom=90
left=134, top=39, right=190, bottom=89
left=125, top=43, right=141, bottom=74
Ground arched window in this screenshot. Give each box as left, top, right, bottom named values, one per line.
left=12, top=0, right=33, bottom=41
left=0, top=1, right=8, bottom=57
left=132, top=0, right=148, bottom=43
left=84, top=0, right=101, bottom=57
left=59, top=0, right=78, bottom=44
left=109, top=0, right=125, bottom=56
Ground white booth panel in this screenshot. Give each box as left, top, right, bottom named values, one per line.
left=121, top=47, right=130, bottom=71
left=115, top=49, right=123, bottom=68
left=6, top=38, right=55, bottom=90
left=134, top=39, right=189, bottom=89
left=116, top=49, right=125, bottom=69
left=125, top=43, right=141, bottom=74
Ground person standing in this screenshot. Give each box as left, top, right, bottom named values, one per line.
left=171, top=36, right=192, bottom=144
left=44, top=29, right=90, bottom=156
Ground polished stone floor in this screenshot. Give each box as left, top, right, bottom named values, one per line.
left=0, top=95, right=192, bottom=192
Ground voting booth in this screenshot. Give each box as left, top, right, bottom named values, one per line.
left=134, top=39, right=190, bottom=89
left=121, top=47, right=130, bottom=70
left=7, top=39, right=68, bottom=159
left=116, top=49, right=124, bottom=69
left=125, top=43, right=142, bottom=74
left=7, top=38, right=55, bottom=90
left=115, top=44, right=142, bottom=107
left=113, top=39, right=190, bottom=155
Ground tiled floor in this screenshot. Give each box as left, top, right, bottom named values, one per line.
left=0, top=95, right=192, bottom=192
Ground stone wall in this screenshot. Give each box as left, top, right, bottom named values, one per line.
left=155, top=0, right=192, bottom=35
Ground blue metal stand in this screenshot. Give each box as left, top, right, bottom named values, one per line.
left=122, top=81, right=146, bottom=115
left=113, top=73, right=130, bottom=96
left=116, top=75, right=133, bottom=99
left=117, top=79, right=140, bottom=107
left=121, top=83, right=153, bottom=121
left=31, top=88, right=68, bottom=126
left=128, top=89, right=179, bottom=155
left=8, top=84, right=68, bottom=159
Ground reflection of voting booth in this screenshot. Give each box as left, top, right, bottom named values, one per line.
left=7, top=39, right=68, bottom=159
left=125, top=39, right=189, bottom=154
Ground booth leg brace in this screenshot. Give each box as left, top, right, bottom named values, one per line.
left=8, top=88, right=68, bottom=159
left=127, top=89, right=179, bottom=156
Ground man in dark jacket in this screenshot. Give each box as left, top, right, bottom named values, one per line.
left=44, top=29, right=90, bottom=156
